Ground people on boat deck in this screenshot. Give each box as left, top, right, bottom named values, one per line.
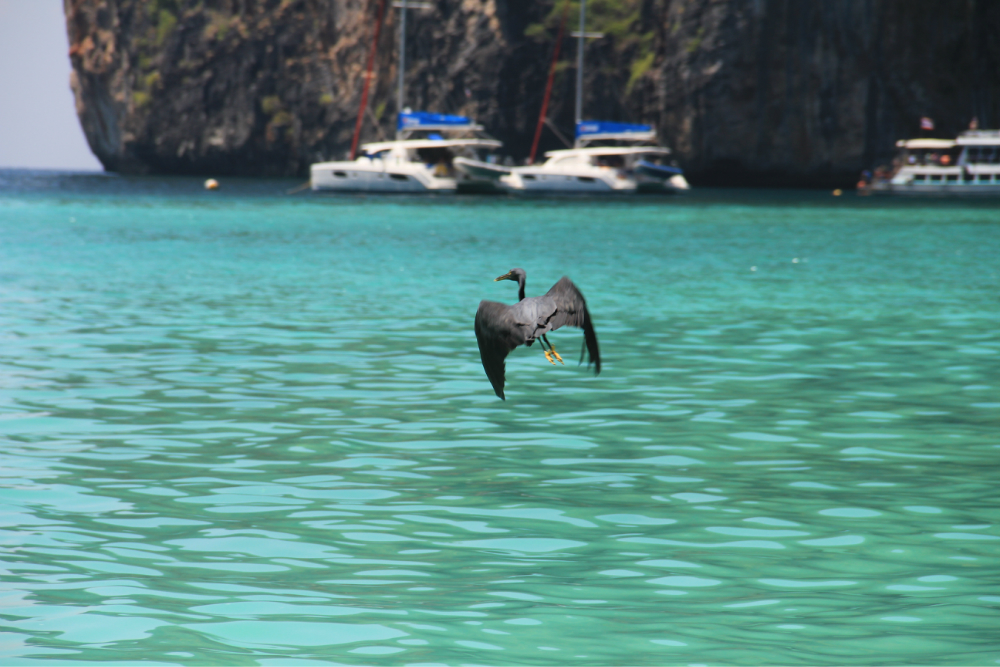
left=857, top=169, right=872, bottom=193
left=906, top=151, right=963, bottom=167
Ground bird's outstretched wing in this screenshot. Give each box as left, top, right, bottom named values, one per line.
left=475, top=300, right=523, bottom=400
left=544, top=276, right=601, bottom=374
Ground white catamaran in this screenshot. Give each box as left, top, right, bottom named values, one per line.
left=311, top=112, right=502, bottom=193
left=310, top=0, right=503, bottom=193
left=457, top=121, right=689, bottom=193
left=454, top=0, right=689, bottom=194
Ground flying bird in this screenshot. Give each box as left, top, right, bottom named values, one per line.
left=474, top=268, right=600, bottom=399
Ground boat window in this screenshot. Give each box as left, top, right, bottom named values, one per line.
left=930, top=174, right=942, bottom=182
left=522, top=174, right=536, bottom=180
left=595, top=155, right=625, bottom=168
left=577, top=176, right=596, bottom=182
left=974, top=147, right=999, bottom=164
left=914, top=175, right=926, bottom=182
left=389, top=174, right=409, bottom=181
left=980, top=174, right=994, bottom=183
left=333, top=171, right=348, bottom=178
left=946, top=174, right=958, bottom=182
left=416, top=147, right=454, bottom=177
left=416, top=147, right=453, bottom=164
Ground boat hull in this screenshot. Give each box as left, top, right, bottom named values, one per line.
left=871, top=182, right=1000, bottom=196
left=311, top=161, right=456, bottom=193
left=636, top=175, right=691, bottom=194
left=453, top=158, right=510, bottom=194
left=500, top=168, right=634, bottom=193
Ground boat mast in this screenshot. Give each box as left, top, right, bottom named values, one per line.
left=349, top=0, right=389, bottom=160
left=528, top=0, right=570, bottom=164
left=397, top=0, right=407, bottom=117
left=575, top=0, right=585, bottom=125
left=571, top=1, right=603, bottom=142
left=393, top=0, right=432, bottom=138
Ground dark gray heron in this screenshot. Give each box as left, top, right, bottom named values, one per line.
left=474, top=268, right=600, bottom=400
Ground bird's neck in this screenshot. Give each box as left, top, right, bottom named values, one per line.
left=517, top=280, right=525, bottom=302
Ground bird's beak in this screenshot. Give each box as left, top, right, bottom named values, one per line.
left=494, top=272, right=513, bottom=282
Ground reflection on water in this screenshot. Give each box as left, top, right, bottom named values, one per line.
left=1, top=176, right=999, bottom=664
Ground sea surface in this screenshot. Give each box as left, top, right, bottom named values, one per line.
left=1, top=170, right=998, bottom=666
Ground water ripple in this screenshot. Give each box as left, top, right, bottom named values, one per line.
left=1, top=189, right=998, bottom=664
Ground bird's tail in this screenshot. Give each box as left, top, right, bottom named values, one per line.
left=578, top=312, right=600, bottom=374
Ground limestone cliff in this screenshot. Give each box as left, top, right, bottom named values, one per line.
left=64, top=0, right=528, bottom=176
left=65, top=0, right=999, bottom=184
left=630, top=0, right=1000, bottom=185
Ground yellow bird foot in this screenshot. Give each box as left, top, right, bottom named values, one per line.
left=550, top=346, right=564, bottom=365
left=544, top=349, right=557, bottom=365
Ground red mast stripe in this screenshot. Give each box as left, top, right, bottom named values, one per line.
left=350, top=0, right=389, bottom=161
left=529, top=0, right=570, bottom=165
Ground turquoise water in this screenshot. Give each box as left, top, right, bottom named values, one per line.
left=1, top=172, right=999, bottom=665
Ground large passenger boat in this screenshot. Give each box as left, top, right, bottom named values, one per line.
left=311, top=112, right=501, bottom=193
left=872, top=130, right=1000, bottom=195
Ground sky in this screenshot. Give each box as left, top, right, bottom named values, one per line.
left=0, top=0, right=103, bottom=170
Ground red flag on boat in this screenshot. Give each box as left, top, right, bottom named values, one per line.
left=920, top=116, right=935, bottom=131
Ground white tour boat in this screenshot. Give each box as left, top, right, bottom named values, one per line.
left=310, top=0, right=504, bottom=194
left=311, top=111, right=502, bottom=193
left=457, top=121, right=689, bottom=194
left=872, top=130, right=1000, bottom=195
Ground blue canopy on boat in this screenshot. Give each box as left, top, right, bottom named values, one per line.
left=576, top=120, right=653, bottom=138
left=398, top=111, right=474, bottom=131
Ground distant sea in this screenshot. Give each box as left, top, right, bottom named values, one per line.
left=1, top=169, right=998, bottom=665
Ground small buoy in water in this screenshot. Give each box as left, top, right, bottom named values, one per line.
left=750, top=266, right=757, bottom=272
left=832, top=188, right=843, bottom=196
left=204, top=178, right=219, bottom=190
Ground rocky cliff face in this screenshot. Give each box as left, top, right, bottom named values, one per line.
left=65, top=0, right=999, bottom=185
left=632, top=0, right=1000, bottom=185
left=64, top=0, right=526, bottom=176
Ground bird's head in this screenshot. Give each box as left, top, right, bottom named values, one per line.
left=494, top=268, right=526, bottom=284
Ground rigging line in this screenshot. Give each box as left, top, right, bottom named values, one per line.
left=543, top=117, right=573, bottom=148
left=529, top=0, right=571, bottom=165
left=366, top=104, right=389, bottom=141
left=350, top=0, right=389, bottom=160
